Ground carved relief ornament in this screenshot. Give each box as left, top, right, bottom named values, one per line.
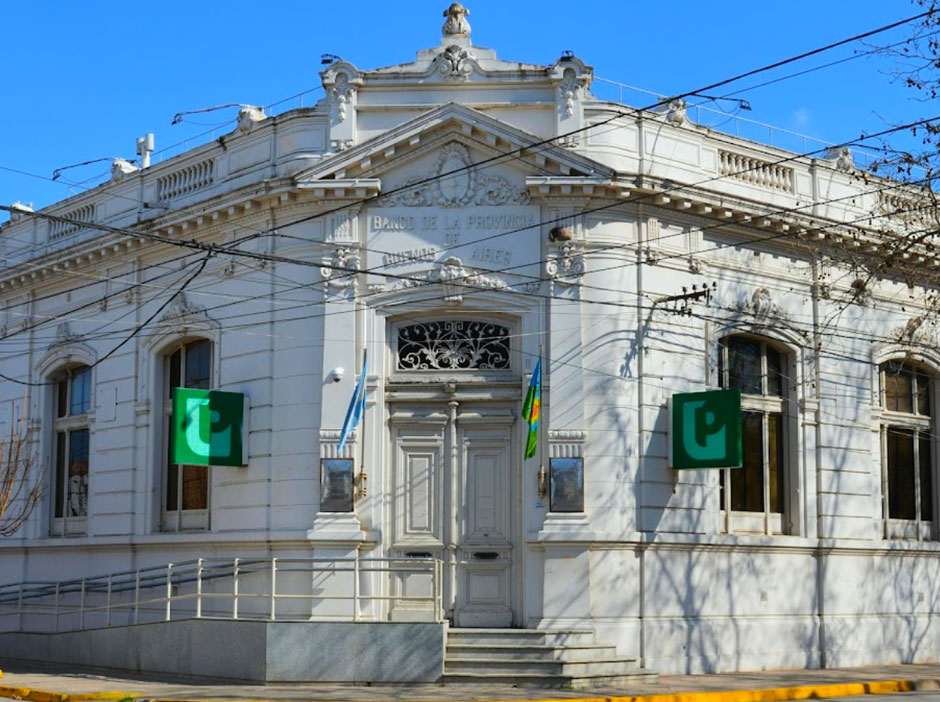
left=442, top=2, right=471, bottom=37
left=321, top=247, right=360, bottom=295
left=380, top=143, right=529, bottom=208
left=733, top=287, right=806, bottom=338
left=390, top=255, right=537, bottom=304
left=891, top=315, right=940, bottom=348
left=435, top=45, right=475, bottom=81
left=545, top=242, right=585, bottom=286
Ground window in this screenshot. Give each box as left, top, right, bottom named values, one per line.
left=880, top=360, right=935, bottom=540
left=718, top=336, right=789, bottom=534
left=163, top=339, right=212, bottom=531
left=397, top=321, right=511, bottom=371
left=52, top=365, right=92, bottom=536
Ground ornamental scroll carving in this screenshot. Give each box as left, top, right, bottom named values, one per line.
left=331, top=73, right=355, bottom=123
left=160, top=292, right=206, bottom=324
left=545, top=242, right=585, bottom=286
left=435, top=46, right=475, bottom=81
left=49, top=322, right=81, bottom=349
left=321, top=247, right=360, bottom=295
left=391, top=256, right=515, bottom=305
left=732, top=287, right=806, bottom=338
left=397, top=320, right=510, bottom=371
left=559, top=68, right=579, bottom=119
left=891, top=315, right=940, bottom=347
left=380, top=143, right=529, bottom=208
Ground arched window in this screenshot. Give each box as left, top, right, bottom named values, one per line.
left=51, top=365, right=92, bottom=536
left=162, top=338, right=212, bottom=532
left=718, top=335, right=790, bottom=534
left=880, top=360, right=935, bottom=540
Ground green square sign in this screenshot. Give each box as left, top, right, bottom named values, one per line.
left=171, top=388, right=248, bottom=467
left=670, top=389, right=742, bottom=469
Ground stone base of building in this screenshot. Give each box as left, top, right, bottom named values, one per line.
left=0, top=619, right=445, bottom=683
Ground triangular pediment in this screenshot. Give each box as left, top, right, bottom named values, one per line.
left=293, top=102, right=615, bottom=188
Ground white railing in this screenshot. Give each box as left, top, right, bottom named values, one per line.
left=719, top=149, right=795, bottom=193
left=593, top=76, right=880, bottom=170
left=48, top=203, right=95, bottom=241
left=156, top=159, right=215, bottom=201
left=0, top=556, right=443, bottom=633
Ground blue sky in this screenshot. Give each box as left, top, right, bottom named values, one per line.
left=0, top=1, right=930, bottom=213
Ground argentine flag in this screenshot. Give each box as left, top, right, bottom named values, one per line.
left=337, top=354, right=367, bottom=453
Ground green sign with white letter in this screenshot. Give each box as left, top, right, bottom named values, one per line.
left=171, top=388, right=248, bottom=467
left=670, top=389, right=742, bottom=469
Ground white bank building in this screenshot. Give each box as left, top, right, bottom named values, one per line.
left=1, top=4, right=939, bottom=684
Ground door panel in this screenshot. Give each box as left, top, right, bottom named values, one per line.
left=388, top=403, right=517, bottom=627
left=389, top=418, right=447, bottom=621
left=455, top=413, right=515, bottom=627
left=391, top=424, right=445, bottom=550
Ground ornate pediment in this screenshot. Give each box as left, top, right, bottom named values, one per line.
left=293, top=103, right=611, bottom=188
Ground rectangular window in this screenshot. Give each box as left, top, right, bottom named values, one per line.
left=67, top=428, right=89, bottom=517
left=719, top=336, right=789, bottom=535
left=51, top=366, right=92, bottom=536
left=881, top=361, right=934, bottom=540
left=163, top=339, right=212, bottom=531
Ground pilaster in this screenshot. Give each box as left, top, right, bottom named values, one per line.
left=321, top=63, right=362, bottom=153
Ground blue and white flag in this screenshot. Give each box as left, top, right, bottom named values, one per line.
left=337, top=354, right=367, bottom=453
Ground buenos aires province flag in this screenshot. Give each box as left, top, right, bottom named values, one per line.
left=522, top=358, right=541, bottom=459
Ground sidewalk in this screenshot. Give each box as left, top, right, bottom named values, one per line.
left=2, top=661, right=940, bottom=702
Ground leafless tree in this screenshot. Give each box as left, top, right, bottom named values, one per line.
left=0, top=404, right=42, bottom=537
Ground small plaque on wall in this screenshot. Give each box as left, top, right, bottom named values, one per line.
left=550, top=457, right=584, bottom=513
left=320, top=458, right=355, bottom=512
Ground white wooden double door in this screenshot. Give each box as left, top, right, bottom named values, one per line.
left=389, top=399, right=519, bottom=627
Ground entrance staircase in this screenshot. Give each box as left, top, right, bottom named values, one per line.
left=443, top=628, right=657, bottom=688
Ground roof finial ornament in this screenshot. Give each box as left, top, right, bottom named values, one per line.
left=442, top=3, right=471, bottom=39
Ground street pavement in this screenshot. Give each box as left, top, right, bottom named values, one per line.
left=4, top=662, right=940, bottom=701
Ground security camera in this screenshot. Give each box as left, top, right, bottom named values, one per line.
left=331, top=367, right=345, bottom=383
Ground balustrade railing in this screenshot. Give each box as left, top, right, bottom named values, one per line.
left=0, top=556, right=442, bottom=633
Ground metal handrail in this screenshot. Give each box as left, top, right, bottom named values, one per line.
left=592, top=75, right=881, bottom=169
left=0, top=555, right=443, bottom=632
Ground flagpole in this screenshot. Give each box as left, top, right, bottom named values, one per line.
left=538, top=343, right=546, bottom=501
left=358, top=344, right=367, bottom=499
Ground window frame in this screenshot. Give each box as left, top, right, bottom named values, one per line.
left=389, top=316, right=517, bottom=382
left=718, top=334, right=791, bottom=536
left=879, top=359, right=937, bottom=541
left=161, top=338, right=213, bottom=532
left=50, top=365, right=92, bottom=537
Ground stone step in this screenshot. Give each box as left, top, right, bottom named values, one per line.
left=446, top=627, right=596, bottom=646
left=445, top=656, right=639, bottom=677
left=446, top=642, right=620, bottom=661
left=442, top=670, right=658, bottom=689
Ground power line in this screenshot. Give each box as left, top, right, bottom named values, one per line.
left=1, top=110, right=930, bottom=334
left=0, top=253, right=212, bottom=387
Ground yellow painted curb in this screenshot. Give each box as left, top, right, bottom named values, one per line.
left=0, top=686, right=138, bottom=702
left=136, top=679, right=922, bottom=702
left=0, top=678, right=922, bottom=702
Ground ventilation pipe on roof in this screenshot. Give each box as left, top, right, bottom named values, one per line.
left=136, top=134, right=155, bottom=169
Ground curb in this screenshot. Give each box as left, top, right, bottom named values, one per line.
left=0, top=679, right=934, bottom=702
left=0, top=687, right=138, bottom=702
